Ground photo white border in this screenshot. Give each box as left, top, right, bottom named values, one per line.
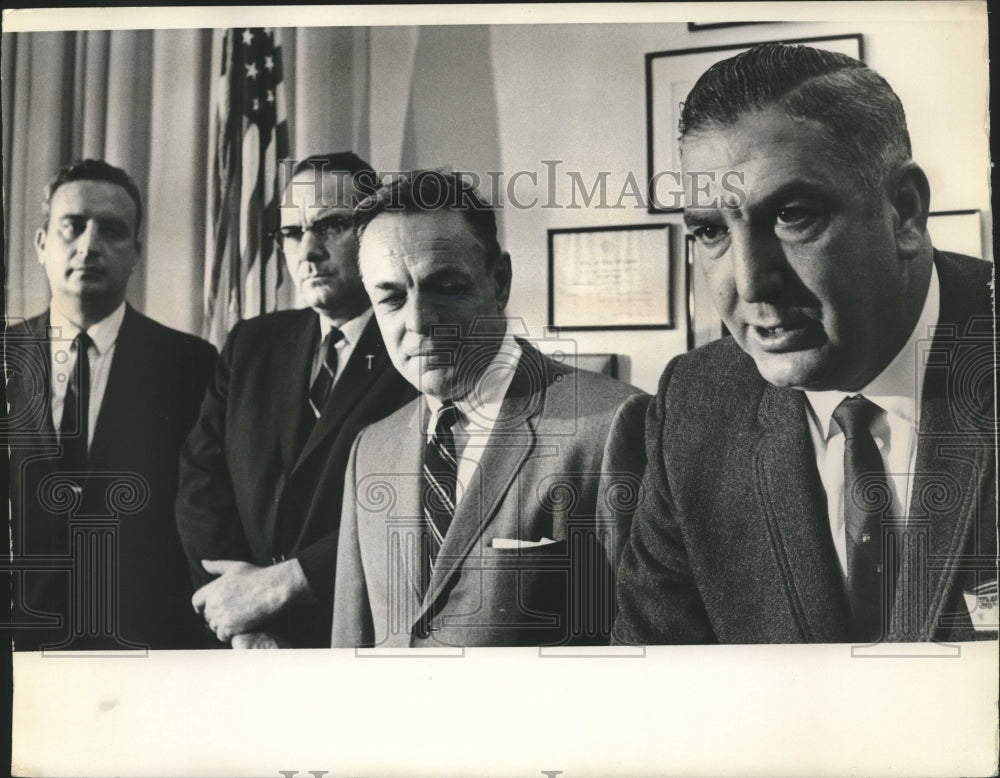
left=6, top=3, right=996, bottom=777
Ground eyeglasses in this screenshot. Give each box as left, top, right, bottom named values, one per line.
left=271, top=214, right=354, bottom=248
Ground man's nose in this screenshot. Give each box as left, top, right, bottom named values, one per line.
left=404, top=294, right=442, bottom=335
left=730, top=231, right=784, bottom=303
left=300, top=228, right=329, bottom=263
left=74, top=221, right=102, bottom=257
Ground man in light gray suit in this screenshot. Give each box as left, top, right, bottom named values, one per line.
left=332, top=171, right=649, bottom=647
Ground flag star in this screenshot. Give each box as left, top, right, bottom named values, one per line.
left=264, top=27, right=273, bottom=36
left=266, top=89, right=275, bottom=103
left=252, top=97, right=260, bottom=111
left=245, top=62, right=259, bottom=79
left=264, top=55, right=274, bottom=71
left=242, top=29, right=254, bottom=45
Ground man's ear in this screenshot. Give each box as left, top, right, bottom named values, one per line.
left=889, top=161, right=931, bottom=259
left=34, top=227, right=47, bottom=264
left=493, top=251, right=512, bottom=310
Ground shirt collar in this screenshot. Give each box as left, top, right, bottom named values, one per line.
left=319, top=307, right=373, bottom=347
left=425, top=326, right=518, bottom=431
left=49, top=301, right=127, bottom=356
left=804, top=263, right=940, bottom=438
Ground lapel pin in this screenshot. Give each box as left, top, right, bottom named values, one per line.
left=366, top=354, right=374, bottom=370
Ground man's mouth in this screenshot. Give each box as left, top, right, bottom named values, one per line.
left=407, top=345, right=456, bottom=364
left=748, top=318, right=822, bottom=351
left=69, top=266, right=105, bottom=278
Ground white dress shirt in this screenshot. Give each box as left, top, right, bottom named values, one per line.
left=49, top=302, right=127, bottom=452
left=803, top=265, right=940, bottom=577
left=425, top=328, right=520, bottom=504
left=310, top=307, right=374, bottom=417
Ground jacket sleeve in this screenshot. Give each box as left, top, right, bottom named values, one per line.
left=597, top=390, right=652, bottom=568
left=612, top=359, right=717, bottom=645
left=291, top=366, right=416, bottom=603
left=175, top=322, right=255, bottom=590
left=331, top=432, right=375, bottom=648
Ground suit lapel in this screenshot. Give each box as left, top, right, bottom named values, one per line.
left=276, top=311, right=320, bottom=473
left=894, top=374, right=983, bottom=639
left=754, top=384, right=854, bottom=641
left=393, top=403, right=428, bottom=619
left=7, top=312, right=56, bottom=440
left=295, top=315, right=384, bottom=470
left=417, top=345, right=545, bottom=618
left=891, top=253, right=994, bottom=640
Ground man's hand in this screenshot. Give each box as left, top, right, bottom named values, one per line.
left=192, top=559, right=314, bottom=643
left=230, top=631, right=290, bottom=649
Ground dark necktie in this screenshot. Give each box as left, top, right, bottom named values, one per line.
left=832, top=395, right=894, bottom=642
left=308, top=328, right=343, bottom=417
left=60, top=331, right=92, bottom=470
left=422, top=402, right=461, bottom=564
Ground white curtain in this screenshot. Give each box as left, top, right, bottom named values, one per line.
left=2, top=27, right=374, bottom=336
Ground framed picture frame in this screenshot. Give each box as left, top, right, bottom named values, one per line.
left=684, top=234, right=726, bottom=350
left=548, top=223, right=673, bottom=330
left=687, top=22, right=769, bottom=32
left=558, top=352, right=620, bottom=379
left=646, top=34, right=865, bottom=213
left=927, top=210, right=985, bottom=259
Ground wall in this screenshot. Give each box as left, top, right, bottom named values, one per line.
left=355, top=19, right=989, bottom=392
left=4, top=17, right=988, bottom=391
left=481, top=19, right=990, bottom=392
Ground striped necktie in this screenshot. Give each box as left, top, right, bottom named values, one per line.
left=308, top=328, right=343, bottom=417
left=60, top=331, right=92, bottom=470
left=832, top=395, right=896, bottom=642
left=422, top=402, right=462, bottom=563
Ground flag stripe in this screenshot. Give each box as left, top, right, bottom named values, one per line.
left=204, top=27, right=289, bottom=345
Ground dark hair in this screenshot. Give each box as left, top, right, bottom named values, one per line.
left=288, top=151, right=378, bottom=204
left=43, top=159, right=144, bottom=234
left=679, top=43, right=912, bottom=194
left=353, top=170, right=502, bottom=270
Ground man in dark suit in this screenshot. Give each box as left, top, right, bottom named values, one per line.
left=176, top=152, right=417, bottom=648
left=331, top=171, right=648, bottom=648
left=615, top=43, right=996, bottom=644
left=6, top=159, right=217, bottom=650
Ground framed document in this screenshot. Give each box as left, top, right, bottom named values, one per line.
left=548, top=224, right=673, bottom=330
left=646, top=33, right=864, bottom=212
left=927, top=210, right=985, bottom=259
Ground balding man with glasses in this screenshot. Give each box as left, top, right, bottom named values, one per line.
left=176, top=152, right=416, bottom=648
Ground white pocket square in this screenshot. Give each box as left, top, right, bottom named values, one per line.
left=963, top=580, right=998, bottom=632
left=491, top=536, right=558, bottom=549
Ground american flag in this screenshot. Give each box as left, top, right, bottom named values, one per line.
left=204, top=27, right=289, bottom=347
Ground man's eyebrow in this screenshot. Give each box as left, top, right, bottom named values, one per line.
left=372, top=280, right=405, bottom=292
left=745, top=179, right=833, bottom=213
left=57, top=213, right=132, bottom=229
left=418, top=267, right=473, bottom=287
left=57, top=212, right=126, bottom=222
left=683, top=210, right=721, bottom=228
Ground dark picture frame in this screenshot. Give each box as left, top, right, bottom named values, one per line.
left=645, top=34, right=865, bottom=213
left=687, top=22, right=769, bottom=32
left=684, top=233, right=726, bottom=351
left=548, top=223, right=673, bottom=331
left=927, top=210, right=985, bottom=259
